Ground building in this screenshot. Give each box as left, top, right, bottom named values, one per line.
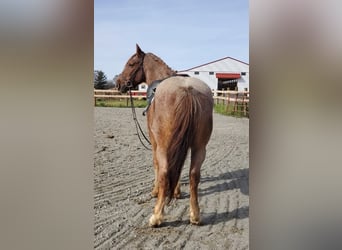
left=138, top=82, right=148, bottom=92
left=178, top=57, right=249, bottom=91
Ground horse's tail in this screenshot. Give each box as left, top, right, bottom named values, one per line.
left=167, top=85, right=200, bottom=201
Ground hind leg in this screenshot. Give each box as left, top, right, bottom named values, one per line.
left=189, top=147, right=206, bottom=225
left=149, top=130, right=159, bottom=197
left=149, top=149, right=168, bottom=227
left=151, top=154, right=159, bottom=197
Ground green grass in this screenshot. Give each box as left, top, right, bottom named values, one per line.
left=95, top=98, right=248, bottom=118
left=214, top=103, right=249, bottom=118
left=95, top=98, right=147, bottom=108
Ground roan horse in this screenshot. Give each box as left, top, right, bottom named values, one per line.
left=116, top=44, right=213, bottom=227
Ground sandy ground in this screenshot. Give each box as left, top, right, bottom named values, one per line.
left=94, top=107, right=249, bottom=249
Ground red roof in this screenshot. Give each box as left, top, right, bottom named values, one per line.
left=216, top=73, right=241, bottom=79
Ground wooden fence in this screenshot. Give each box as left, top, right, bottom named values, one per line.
left=212, top=90, right=249, bottom=116
left=94, top=89, right=146, bottom=105
left=94, top=89, right=249, bottom=116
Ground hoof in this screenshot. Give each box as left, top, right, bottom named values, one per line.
left=190, top=211, right=201, bottom=225
left=151, top=190, right=158, bottom=198
left=190, top=216, right=201, bottom=225
left=149, top=214, right=163, bottom=227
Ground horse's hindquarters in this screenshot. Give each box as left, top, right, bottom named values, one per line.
left=148, top=76, right=213, bottom=227
left=150, top=76, right=213, bottom=147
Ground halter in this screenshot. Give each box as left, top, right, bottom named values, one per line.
left=126, top=53, right=146, bottom=89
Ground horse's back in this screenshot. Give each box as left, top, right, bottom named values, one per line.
left=149, top=76, right=213, bottom=147
left=154, top=76, right=213, bottom=112
left=156, top=76, right=212, bottom=98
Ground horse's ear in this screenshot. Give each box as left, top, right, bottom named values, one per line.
left=136, top=44, right=144, bottom=57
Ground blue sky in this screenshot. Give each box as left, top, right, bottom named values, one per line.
left=95, top=0, right=249, bottom=79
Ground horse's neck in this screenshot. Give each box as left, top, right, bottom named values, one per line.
left=144, top=55, right=176, bottom=85
left=145, top=65, right=175, bottom=85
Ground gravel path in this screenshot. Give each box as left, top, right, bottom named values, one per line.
left=94, top=107, right=249, bottom=249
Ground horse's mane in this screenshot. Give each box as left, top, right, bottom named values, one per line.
left=146, top=53, right=176, bottom=75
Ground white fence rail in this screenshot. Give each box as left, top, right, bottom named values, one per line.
left=94, top=89, right=249, bottom=116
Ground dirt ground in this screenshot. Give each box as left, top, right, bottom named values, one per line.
left=94, top=107, right=249, bottom=249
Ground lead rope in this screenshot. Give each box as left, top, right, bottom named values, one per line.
left=128, top=86, right=152, bottom=150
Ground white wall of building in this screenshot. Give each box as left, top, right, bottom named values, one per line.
left=138, top=83, right=148, bottom=92
left=178, top=57, right=249, bottom=91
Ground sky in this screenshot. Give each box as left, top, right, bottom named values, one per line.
left=95, top=0, right=249, bottom=80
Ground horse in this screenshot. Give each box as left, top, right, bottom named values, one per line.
left=116, top=44, right=213, bottom=227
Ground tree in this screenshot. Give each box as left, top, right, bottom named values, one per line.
left=94, top=70, right=108, bottom=89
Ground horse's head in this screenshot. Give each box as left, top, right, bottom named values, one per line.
left=116, top=44, right=146, bottom=93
